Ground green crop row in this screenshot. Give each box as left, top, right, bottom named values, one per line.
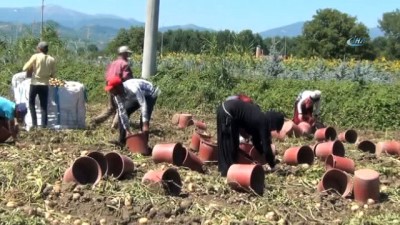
left=1, top=55, right=400, bottom=130
left=152, top=61, right=400, bottom=130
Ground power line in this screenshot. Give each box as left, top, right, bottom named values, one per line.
left=41, top=0, right=44, bottom=40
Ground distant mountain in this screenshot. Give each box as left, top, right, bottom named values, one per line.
left=259, top=21, right=384, bottom=39
left=0, top=5, right=211, bottom=33
left=369, top=27, right=384, bottom=39
left=159, top=24, right=214, bottom=32
left=0, top=21, right=77, bottom=39
left=259, top=21, right=305, bottom=38
left=0, top=4, right=385, bottom=47
left=0, top=5, right=143, bottom=30
left=0, top=5, right=212, bottom=46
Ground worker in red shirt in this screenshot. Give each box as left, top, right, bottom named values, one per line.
left=91, top=46, right=134, bottom=127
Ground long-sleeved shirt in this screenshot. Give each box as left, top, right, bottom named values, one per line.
left=105, top=57, right=133, bottom=82
left=22, top=52, right=55, bottom=85
left=114, top=79, right=158, bottom=131
left=223, top=100, right=275, bottom=167
left=296, top=90, right=321, bottom=115
left=0, top=97, right=15, bottom=120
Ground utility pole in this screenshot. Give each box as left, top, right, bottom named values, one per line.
left=160, top=31, right=164, bottom=57
left=15, top=24, right=19, bottom=41
left=141, top=0, right=160, bottom=79
left=32, top=19, right=35, bottom=34
left=41, top=0, right=44, bottom=40
left=284, top=36, right=287, bottom=58
left=282, top=30, right=287, bottom=58
left=86, top=26, right=91, bottom=39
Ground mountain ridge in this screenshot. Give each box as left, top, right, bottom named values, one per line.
left=0, top=5, right=384, bottom=45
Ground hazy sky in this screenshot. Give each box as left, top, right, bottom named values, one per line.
left=1, top=0, right=399, bottom=32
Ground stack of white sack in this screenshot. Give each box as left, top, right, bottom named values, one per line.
left=13, top=73, right=87, bottom=131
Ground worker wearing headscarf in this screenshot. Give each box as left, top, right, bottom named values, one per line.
left=293, top=90, right=321, bottom=125
left=216, top=99, right=284, bottom=176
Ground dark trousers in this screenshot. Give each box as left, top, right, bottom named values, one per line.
left=0, top=117, right=11, bottom=142
left=118, top=97, right=140, bottom=144
left=217, top=104, right=240, bottom=177
left=139, top=95, right=158, bottom=128
left=0, top=117, right=8, bottom=128
left=0, top=117, right=9, bottom=132
left=29, top=85, right=49, bottom=128
left=118, top=94, right=158, bottom=144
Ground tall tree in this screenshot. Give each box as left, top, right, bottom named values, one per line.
left=379, top=9, right=400, bottom=38
left=232, top=30, right=263, bottom=55
left=127, top=27, right=145, bottom=53
left=216, top=30, right=234, bottom=53
left=106, top=28, right=129, bottom=54
left=107, top=27, right=279, bottom=56
left=378, top=9, right=400, bottom=59
left=302, top=8, right=372, bottom=59
left=87, top=44, right=99, bottom=53
left=42, top=23, right=64, bottom=50
left=372, top=37, right=389, bottom=58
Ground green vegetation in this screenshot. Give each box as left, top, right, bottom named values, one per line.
left=301, top=8, right=372, bottom=59
left=1, top=24, right=400, bottom=130
left=153, top=59, right=400, bottom=130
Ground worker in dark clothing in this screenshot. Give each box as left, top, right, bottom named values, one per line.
left=216, top=100, right=284, bottom=176
left=226, top=93, right=256, bottom=142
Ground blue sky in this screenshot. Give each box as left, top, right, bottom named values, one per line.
left=1, top=0, right=399, bottom=32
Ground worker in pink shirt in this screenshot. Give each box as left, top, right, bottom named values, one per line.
left=91, top=46, right=134, bottom=127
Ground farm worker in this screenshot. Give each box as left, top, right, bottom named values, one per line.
left=226, top=94, right=257, bottom=143
left=105, top=77, right=160, bottom=148
left=91, top=45, right=134, bottom=128
left=292, top=90, right=321, bottom=126
left=0, top=97, right=27, bottom=142
left=216, top=99, right=284, bottom=176
left=22, top=41, right=56, bottom=128
left=224, top=94, right=283, bottom=143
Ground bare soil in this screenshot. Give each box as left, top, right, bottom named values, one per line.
left=1, top=104, right=400, bottom=224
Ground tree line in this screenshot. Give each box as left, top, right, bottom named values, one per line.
left=1, top=8, right=398, bottom=60
left=107, top=8, right=400, bottom=60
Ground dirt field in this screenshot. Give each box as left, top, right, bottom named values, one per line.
left=1, top=104, right=400, bottom=225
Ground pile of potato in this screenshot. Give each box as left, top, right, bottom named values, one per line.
left=49, top=78, right=66, bottom=87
